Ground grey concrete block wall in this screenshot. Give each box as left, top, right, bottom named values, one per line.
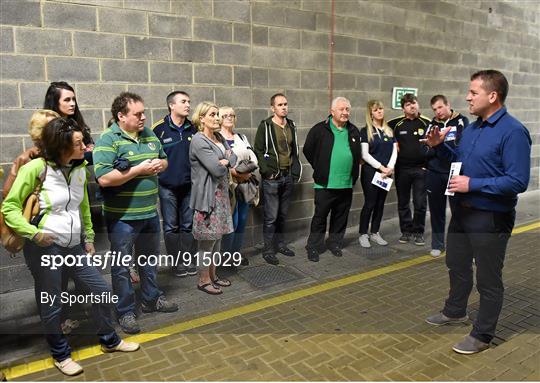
left=0, top=0, right=539, bottom=293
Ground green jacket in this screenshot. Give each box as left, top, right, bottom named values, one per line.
left=253, top=117, right=302, bottom=181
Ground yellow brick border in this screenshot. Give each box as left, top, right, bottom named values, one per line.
left=4, top=220, right=540, bottom=380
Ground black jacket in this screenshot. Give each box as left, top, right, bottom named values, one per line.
left=303, top=117, right=362, bottom=187
left=253, top=116, right=302, bottom=181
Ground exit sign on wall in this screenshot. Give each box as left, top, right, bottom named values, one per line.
left=392, top=87, right=418, bottom=109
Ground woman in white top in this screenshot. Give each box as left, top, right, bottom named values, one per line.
left=219, top=106, right=257, bottom=265
left=358, top=100, right=398, bottom=248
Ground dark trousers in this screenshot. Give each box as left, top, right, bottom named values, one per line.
left=426, top=170, right=449, bottom=250
left=306, top=188, right=353, bottom=251
left=261, top=174, right=294, bottom=250
left=442, top=205, right=515, bottom=343
left=359, top=166, right=388, bottom=235
left=159, top=184, right=195, bottom=267
left=24, top=241, right=120, bottom=362
left=395, top=166, right=427, bottom=234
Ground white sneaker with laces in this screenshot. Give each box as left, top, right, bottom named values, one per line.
left=370, top=232, right=388, bottom=246
left=359, top=234, right=371, bottom=248
left=54, top=358, right=83, bottom=376
left=430, top=249, right=442, bottom=257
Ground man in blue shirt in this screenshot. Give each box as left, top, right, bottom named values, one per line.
left=424, top=70, right=531, bottom=354
left=152, top=91, right=198, bottom=277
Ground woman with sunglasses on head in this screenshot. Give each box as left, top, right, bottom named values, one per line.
left=219, top=106, right=258, bottom=266
left=2, top=118, right=139, bottom=376
left=190, top=102, right=236, bottom=295
left=43, top=81, right=94, bottom=163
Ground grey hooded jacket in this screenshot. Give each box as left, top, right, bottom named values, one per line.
left=189, top=132, right=237, bottom=214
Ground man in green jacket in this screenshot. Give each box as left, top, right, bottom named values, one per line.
left=253, top=93, right=302, bottom=265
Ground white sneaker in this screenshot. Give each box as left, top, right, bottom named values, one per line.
left=430, top=249, right=442, bottom=257
left=101, top=340, right=140, bottom=353
left=54, top=358, right=83, bottom=376
left=359, top=234, right=371, bottom=248
left=370, top=232, right=388, bottom=246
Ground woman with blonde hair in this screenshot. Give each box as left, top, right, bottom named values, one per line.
left=358, top=100, right=398, bottom=248
left=190, top=102, right=236, bottom=295
left=219, top=106, right=258, bottom=266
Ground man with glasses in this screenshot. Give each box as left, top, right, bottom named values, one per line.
left=152, top=91, right=198, bottom=277
left=253, top=93, right=302, bottom=265
left=93, top=92, right=178, bottom=334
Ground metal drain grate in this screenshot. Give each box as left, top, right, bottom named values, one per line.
left=239, top=264, right=304, bottom=288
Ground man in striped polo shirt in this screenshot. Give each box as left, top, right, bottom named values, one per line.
left=94, top=92, right=178, bottom=334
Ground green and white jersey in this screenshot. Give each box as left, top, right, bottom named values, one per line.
left=93, top=122, right=167, bottom=220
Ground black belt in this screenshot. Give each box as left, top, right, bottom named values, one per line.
left=278, top=169, right=289, bottom=177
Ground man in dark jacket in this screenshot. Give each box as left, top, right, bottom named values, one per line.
left=425, top=95, right=469, bottom=257
left=152, top=91, right=198, bottom=277
left=303, top=97, right=362, bottom=261
left=253, top=93, right=302, bottom=265
left=388, top=93, right=431, bottom=246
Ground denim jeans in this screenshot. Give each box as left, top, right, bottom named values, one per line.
left=24, top=241, right=120, bottom=362
left=106, top=215, right=163, bottom=318
left=261, top=174, right=294, bottom=250
left=221, top=198, right=250, bottom=254
left=159, top=184, right=194, bottom=262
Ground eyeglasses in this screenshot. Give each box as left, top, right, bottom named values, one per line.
left=59, top=123, right=76, bottom=133
left=221, top=114, right=236, bottom=119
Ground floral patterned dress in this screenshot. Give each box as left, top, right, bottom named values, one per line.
left=192, top=174, right=234, bottom=241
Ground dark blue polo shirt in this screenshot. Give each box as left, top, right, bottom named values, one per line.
left=436, top=107, right=531, bottom=212
left=152, top=115, right=197, bottom=189
left=359, top=126, right=396, bottom=168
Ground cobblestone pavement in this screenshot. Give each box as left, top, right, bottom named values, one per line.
left=7, top=224, right=539, bottom=381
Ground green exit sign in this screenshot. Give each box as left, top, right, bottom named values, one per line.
left=392, top=87, right=418, bottom=109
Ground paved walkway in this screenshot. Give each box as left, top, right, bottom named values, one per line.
left=2, top=192, right=539, bottom=381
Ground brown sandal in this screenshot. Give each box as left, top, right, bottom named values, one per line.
left=197, top=283, right=222, bottom=295
left=212, top=278, right=231, bottom=287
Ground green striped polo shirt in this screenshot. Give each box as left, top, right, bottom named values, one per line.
left=93, top=122, right=167, bottom=220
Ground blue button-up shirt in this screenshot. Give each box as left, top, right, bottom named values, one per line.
left=436, top=107, right=531, bottom=212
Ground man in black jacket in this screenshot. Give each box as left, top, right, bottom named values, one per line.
left=425, top=95, right=469, bottom=257
left=388, top=93, right=431, bottom=246
left=303, top=97, right=362, bottom=261
left=253, top=93, right=302, bottom=265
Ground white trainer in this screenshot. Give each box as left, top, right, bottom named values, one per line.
left=54, top=358, right=83, bottom=376
left=370, top=232, right=388, bottom=246
left=359, top=234, right=371, bottom=248
left=430, top=249, right=442, bottom=257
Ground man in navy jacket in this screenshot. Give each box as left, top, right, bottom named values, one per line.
left=152, top=91, right=198, bottom=277
left=424, top=70, right=531, bottom=354
left=425, top=95, right=469, bottom=257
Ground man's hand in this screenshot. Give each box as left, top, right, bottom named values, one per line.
left=149, top=159, right=165, bottom=174
left=421, top=126, right=450, bottom=147
left=85, top=242, right=96, bottom=256
left=34, top=232, right=56, bottom=247
left=448, top=175, right=470, bottom=193
left=135, top=159, right=155, bottom=175
left=219, top=159, right=229, bottom=167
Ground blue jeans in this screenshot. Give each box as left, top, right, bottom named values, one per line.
left=24, top=241, right=120, bottom=362
left=159, top=185, right=194, bottom=263
left=106, top=215, right=163, bottom=318
left=261, top=174, right=294, bottom=250
left=221, top=198, right=250, bottom=254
